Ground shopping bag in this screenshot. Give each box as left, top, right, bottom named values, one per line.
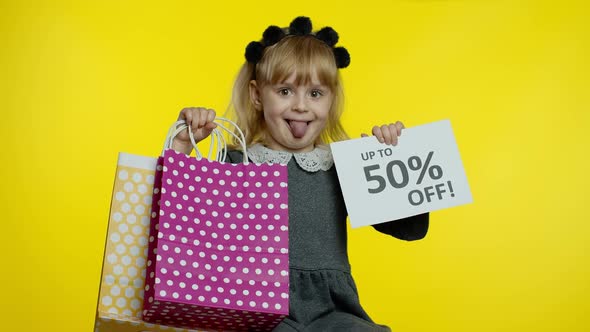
left=142, top=120, right=290, bottom=331
left=94, top=151, right=198, bottom=332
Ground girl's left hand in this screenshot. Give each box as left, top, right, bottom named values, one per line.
left=361, top=121, right=405, bottom=145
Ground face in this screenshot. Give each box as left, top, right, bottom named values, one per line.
left=250, top=71, right=333, bottom=153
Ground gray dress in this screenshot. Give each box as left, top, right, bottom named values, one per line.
left=225, top=147, right=429, bottom=332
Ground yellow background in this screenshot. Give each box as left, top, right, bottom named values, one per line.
left=2, top=0, right=589, bottom=331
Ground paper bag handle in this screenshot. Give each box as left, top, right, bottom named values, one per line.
left=162, top=117, right=249, bottom=165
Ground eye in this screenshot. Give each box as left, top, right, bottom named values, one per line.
left=310, top=89, right=324, bottom=98
left=278, top=88, right=291, bottom=96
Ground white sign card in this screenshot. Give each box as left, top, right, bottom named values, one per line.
left=330, top=119, right=472, bottom=228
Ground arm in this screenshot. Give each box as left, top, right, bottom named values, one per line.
left=372, top=213, right=429, bottom=241
left=362, top=122, right=429, bottom=240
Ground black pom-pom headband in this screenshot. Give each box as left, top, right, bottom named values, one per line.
left=245, top=16, right=350, bottom=69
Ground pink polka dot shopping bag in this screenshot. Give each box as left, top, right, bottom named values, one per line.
left=141, top=120, right=290, bottom=331
left=94, top=120, right=289, bottom=332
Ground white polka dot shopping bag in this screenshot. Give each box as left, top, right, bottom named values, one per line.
left=95, top=123, right=204, bottom=331
left=142, top=120, right=290, bottom=331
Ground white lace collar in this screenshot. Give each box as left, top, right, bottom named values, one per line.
left=247, top=143, right=334, bottom=172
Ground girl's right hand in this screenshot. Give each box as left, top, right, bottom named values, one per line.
left=172, top=107, right=217, bottom=154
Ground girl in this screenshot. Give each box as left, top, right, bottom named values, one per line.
left=172, top=16, right=429, bottom=332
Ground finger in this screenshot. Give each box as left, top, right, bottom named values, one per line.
left=372, top=126, right=384, bottom=143
left=182, top=108, right=193, bottom=127
left=193, top=121, right=218, bottom=142
left=380, top=124, right=392, bottom=145
left=197, top=108, right=209, bottom=128
left=188, top=110, right=201, bottom=135
left=178, top=108, right=187, bottom=121
left=388, top=123, right=398, bottom=146
left=204, top=122, right=217, bottom=131
left=395, top=121, right=405, bottom=136
left=361, top=133, right=368, bottom=138
left=206, top=109, right=216, bottom=124
left=178, top=107, right=190, bottom=121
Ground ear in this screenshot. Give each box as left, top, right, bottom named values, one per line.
left=249, top=80, right=262, bottom=111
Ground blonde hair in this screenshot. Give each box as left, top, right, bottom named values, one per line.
left=227, top=34, right=348, bottom=148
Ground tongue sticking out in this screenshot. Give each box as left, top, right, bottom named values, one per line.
left=288, top=120, right=309, bottom=138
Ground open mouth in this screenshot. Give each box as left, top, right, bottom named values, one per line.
left=286, top=120, right=311, bottom=138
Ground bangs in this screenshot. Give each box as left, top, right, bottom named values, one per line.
left=256, top=36, right=338, bottom=90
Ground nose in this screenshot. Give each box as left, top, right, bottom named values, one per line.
left=292, top=93, right=308, bottom=113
